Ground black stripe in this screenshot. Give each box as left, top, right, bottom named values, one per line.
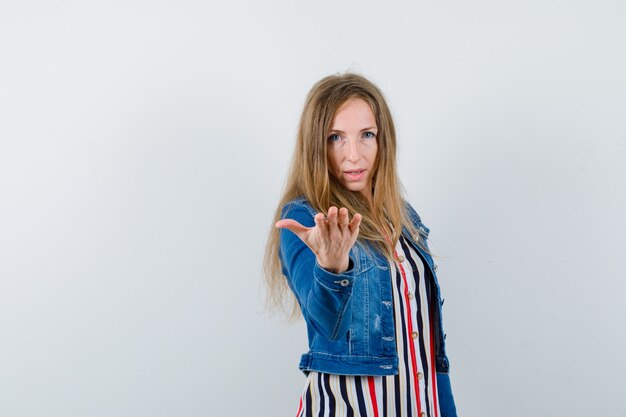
left=322, top=373, right=336, bottom=415
left=400, top=237, right=432, bottom=416
left=393, top=373, right=402, bottom=416
left=382, top=376, right=388, bottom=417
left=394, top=264, right=413, bottom=415
left=422, top=248, right=436, bottom=417
left=354, top=377, right=368, bottom=416
left=317, top=374, right=325, bottom=417
left=305, top=378, right=313, bottom=417
left=338, top=375, right=355, bottom=417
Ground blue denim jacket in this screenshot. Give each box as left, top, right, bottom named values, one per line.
left=279, top=197, right=457, bottom=415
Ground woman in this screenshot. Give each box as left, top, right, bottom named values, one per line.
left=265, top=73, right=457, bottom=417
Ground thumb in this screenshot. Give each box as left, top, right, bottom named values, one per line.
left=275, top=219, right=311, bottom=236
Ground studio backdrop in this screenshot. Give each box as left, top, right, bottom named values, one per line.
left=1, top=1, right=625, bottom=416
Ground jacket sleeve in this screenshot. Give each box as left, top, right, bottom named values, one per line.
left=278, top=202, right=355, bottom=340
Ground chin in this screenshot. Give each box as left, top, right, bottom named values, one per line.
left=348, top=187, right=368, bottom=195
left=341, top=184, right=363, bottom=192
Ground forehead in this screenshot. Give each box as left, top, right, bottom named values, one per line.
left=331, top=98, right=377, bottom=129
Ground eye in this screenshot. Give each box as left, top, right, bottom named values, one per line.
left=328, top=133, right=342, bottom=142
left=363, top=131, right=377, bottom=139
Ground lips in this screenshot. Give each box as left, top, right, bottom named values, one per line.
left=343, top=169, right=366, bottom=181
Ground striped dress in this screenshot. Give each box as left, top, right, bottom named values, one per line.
left=295, top=235, right=440, bottom=417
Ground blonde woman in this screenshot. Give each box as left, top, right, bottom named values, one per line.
left=265, top=73, right=458, bottom=417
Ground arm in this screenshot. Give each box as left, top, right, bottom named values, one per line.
left=278, top=203, right=356, bottom=340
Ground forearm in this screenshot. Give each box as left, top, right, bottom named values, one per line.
left=279, top=204, right=356, bottom=339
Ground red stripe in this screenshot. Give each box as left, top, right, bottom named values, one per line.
left=367, top=376, right=380, bottom=417
left=395, top=248, right=424, bottom=416
left=294, top=395, right=303, bottom=417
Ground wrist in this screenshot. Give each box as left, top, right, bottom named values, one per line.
left=317, top=257, right=350, bottom=274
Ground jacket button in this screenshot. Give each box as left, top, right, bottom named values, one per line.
left=420, top=413, right=426, bottom=417
left=408, top=293, right=414, bottom=300
left=340, top=279, right=350, bottom=287
left=411, top=331, right=418, bottom=339
left=417, top=372, right=423, bottom=380
left=433, top=264, right=438, bottom=272
left=397, top=255, right=405, bottom=262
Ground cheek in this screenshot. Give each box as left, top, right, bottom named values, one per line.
left=368, top=144, right=379, bottom=164
left=326, top=150, right=340, bottom=173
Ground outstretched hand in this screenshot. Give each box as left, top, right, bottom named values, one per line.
left=276, top=206, right=362, bottom=274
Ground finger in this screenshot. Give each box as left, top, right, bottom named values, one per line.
left=349, top=213, right=362, bottom=236
left=327, top=206, right=342, bottom=241
left=327, top=206, right=338, bottom=226
left=275, top=219, right=310, bottom=235
left=314, top=212, right=329, bottom=242
left=338, top=207, right=350, bottom=233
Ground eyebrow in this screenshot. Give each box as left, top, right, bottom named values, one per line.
left=329, top=126, right=378, bottom=134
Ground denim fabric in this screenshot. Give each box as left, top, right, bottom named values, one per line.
left=436, top=372, right=458, bottom=417
left=279, top=197, right=457, bottom=414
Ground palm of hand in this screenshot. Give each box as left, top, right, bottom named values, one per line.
left=276, top=206, right=362, bottom=274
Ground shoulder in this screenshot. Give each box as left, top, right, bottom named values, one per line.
left=281, top=196, right=316, bottom=215
left=404, top=200, right=421, bottom=223
left=403, top=200, right=431, bottom=236
left=280, top=196, right=317, bottom=225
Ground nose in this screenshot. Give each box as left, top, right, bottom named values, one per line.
left=346, top=138, right=361, bottom=163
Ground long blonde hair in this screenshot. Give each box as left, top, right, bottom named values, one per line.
left=264, top=73, right=420, bottom=318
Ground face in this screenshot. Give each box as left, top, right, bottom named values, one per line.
left=327, top=98, right=378, bottom=203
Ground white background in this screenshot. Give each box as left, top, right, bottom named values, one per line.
left=1, top=1, right=625, bottom=416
